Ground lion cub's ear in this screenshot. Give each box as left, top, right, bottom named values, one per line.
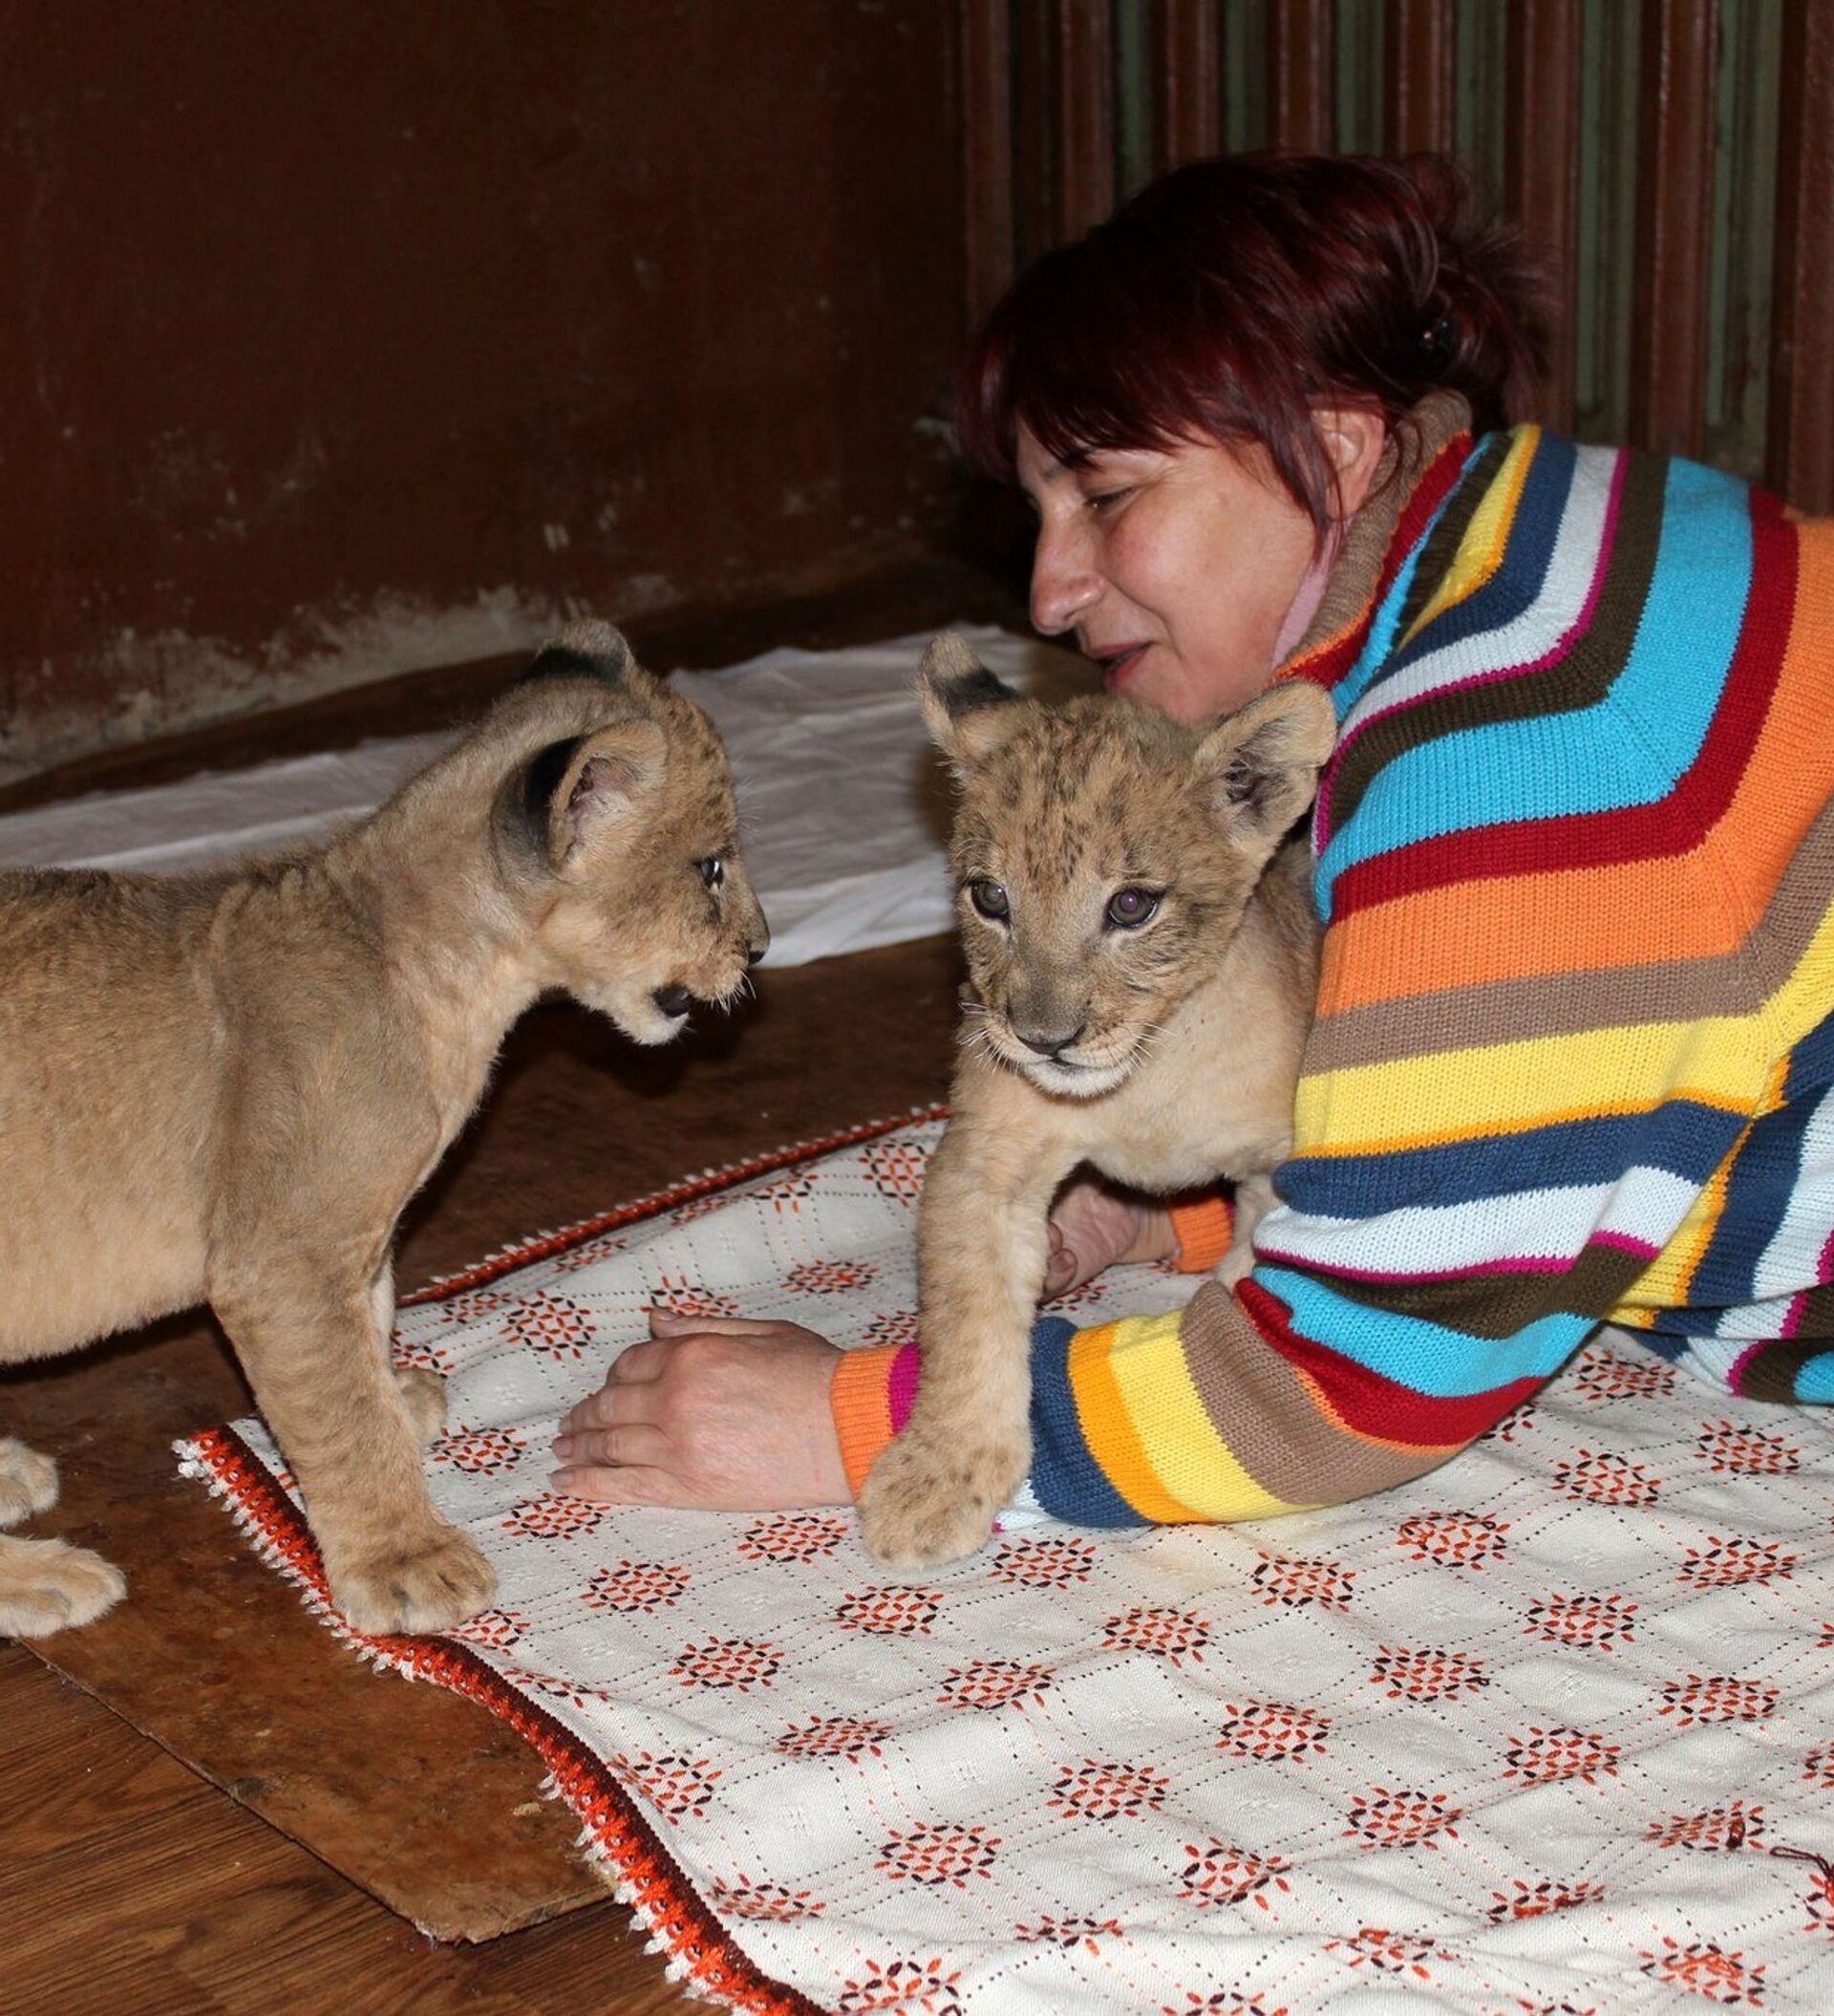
left=1193, top=679, right=1337, bottom=842
left=519, top=618, right=660, bottom=696
left=916, top=632, right=1031, bottom=776
left=521, top=720, right=668, bottom=872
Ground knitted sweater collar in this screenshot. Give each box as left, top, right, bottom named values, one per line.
left=1279, top=390, right=1478, bottom=690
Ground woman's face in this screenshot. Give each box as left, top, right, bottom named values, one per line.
left=1017, top=422, right=1354, bottom=724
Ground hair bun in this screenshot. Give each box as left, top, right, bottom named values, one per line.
left=1393, top=154, right=1550, bottom=428
left=1418, top=311, right=1456, bottom=373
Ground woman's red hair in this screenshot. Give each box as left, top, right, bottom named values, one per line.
left=959, top=153, right=1546, bottom=536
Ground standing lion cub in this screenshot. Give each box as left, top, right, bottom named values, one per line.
left=860, top=633, right=1333, bottom=1570
left=0, top=620, right=767, bottom=1639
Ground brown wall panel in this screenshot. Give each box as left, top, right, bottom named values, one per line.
left=1504, top=0, right=1582, bottom=434
left=1768, top=0, right=1834, bottom=511
left=1056, top=0, right=1118, bottom=241
left=1384, top=0, right=1455, bottom=157
left=1, top=2, right=964, bottom=766
left=961, top=0, right=1016, bottom=327
left=1269, top=0, right=1334, bottom=154
left=1630, top=0, right=1717, bottom=457
left=1153, top=0, right=1222, bottom=172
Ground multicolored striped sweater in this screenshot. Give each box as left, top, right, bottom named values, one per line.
left=832, top=392, right=1834, bottom=1525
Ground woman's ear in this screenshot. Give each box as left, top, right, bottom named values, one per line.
left=1314, top=407, right=1389, bottom=522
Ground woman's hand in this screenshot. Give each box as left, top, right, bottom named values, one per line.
left=1043, top=1177, right=1179, bottom=1298
left=551, top=1312, right=849, bottom=1510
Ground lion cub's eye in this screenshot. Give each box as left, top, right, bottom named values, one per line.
left=1104, top=886, right=1160, bottom=930
left=696, top=857, right=725, bottom=891
left=969, top=879, right=1011, bottom=921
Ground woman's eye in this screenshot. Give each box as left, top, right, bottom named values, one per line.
left=1087, top=486, right=1132, bottom=514
left=696, top=857, right=725, bottom=890
left=969, top=879, right=1011, bottom=921
left=1105, top=886, right=1160, bottom=930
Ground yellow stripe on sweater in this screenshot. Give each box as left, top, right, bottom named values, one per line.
left=1296, top=1018, right=1771, bottom=1150
left=1068, top=1319, right=1202, bottom=1521
left=1401, top=426, right=1540, bottom=645
left=1761, top=894, right=1834, bottom=1054
left=1069, top=1315, right=1293, bottom=1521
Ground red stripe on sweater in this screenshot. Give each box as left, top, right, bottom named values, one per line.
left=1237, top=1278, right=1544, bottom=1445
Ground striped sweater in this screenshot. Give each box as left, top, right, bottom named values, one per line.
left=833, top=392, right=1834, bottom=1524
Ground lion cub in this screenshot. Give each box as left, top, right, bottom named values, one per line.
left=0, top=620, right=767, bottom=1639
left=860, top=633, right=1334, bottom=1570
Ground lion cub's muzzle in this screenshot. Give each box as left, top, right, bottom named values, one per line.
left=652, top=927, right=768, bottom=1025
left=988, top=1009, right=1142, bottom=1100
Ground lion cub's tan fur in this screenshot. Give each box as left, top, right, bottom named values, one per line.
left=860, top=633, right=1333, bottom=1569
left=0, top=621, right=766, bottom=1638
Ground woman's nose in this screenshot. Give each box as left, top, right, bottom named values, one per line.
left=1030, top=523, right=1100, bottom=636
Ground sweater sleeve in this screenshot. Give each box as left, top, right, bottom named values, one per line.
left=834, top=1254, right=1551, bottom=1525
left=831, top=1190, right=1234, bottom=1496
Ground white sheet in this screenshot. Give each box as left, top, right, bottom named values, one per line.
left=0, top=626, right=1090, bottom=969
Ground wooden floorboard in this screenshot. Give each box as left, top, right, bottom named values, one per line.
left=5, top=1646, right=691, bottom=2015
left=0, top=568, right=1006, bottom=2005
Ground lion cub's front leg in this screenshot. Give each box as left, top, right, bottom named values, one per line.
left=1217, top=1169, right=1281, bottom=1289
left=210, top=1231, right=493, bottom=1638
left=860, top=1111, right=1073, bottom=1570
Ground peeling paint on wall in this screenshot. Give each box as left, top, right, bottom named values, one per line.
left=2, top=586, right=587, bottom=775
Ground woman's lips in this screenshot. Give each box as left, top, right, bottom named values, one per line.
left=1098, top=644, right=1149, bottom=692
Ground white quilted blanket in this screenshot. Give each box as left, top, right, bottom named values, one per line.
left=181, top=1117, right=1834, bottom=2014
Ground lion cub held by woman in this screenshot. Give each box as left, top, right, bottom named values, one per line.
left=0, top=621, right=767, bottom=1639
left=859, top=633, right=1333, bottom=1570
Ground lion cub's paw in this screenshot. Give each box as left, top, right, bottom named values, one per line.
left=0, top=1439, right=60, bottom=1528
left=329, top=1522, right=496, bottom=1637
left=859, top=1431, right=1024, bottom=1572
left=391, top=1365, right=449, bottom=1447
left=0, top=1533, right=128, bottom=1638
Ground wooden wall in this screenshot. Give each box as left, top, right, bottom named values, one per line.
left=14, top=2, right=1827, bottom=770
left=2, top=3, right=965, bottom=767
left=959, top=0, right=1834, bottom=510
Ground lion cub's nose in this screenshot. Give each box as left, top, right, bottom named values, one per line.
left=651, top=983, right=693, bottom=1019
left=1013, top=1020, right=1085, bottom=1059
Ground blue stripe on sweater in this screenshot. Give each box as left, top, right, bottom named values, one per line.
left=1784, top=999, right=1834, bottom=1104
left=1026, top=1316, right=1144, bottom=1527
left=1254, top=1264, right=1594, bottom=1397
left=1279, top=1100, right=1746, bottom=1219
left=1376, top=431, right=1573, bottom=683
left=1686, top=1088, right=1821, bottom=1307
left=1317, top=458, right=1753, bottom=906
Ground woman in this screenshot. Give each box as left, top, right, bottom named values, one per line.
left=552, top=153, right=1834, bottom=1523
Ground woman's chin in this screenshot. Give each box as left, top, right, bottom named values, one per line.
left=1098, top=646, right=1150, bottom=695
left=1141, top=658, right=1271, bottom=725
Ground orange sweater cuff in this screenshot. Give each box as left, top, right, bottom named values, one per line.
left=1168, top=1192, right=1236, bottom=1274
left=830, top=1344, right=904, bottom=1499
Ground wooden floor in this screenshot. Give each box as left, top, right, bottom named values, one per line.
left=0, top=567, right=1009, bottom=2009
left=3, top=1649, right=692, bottom=2013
